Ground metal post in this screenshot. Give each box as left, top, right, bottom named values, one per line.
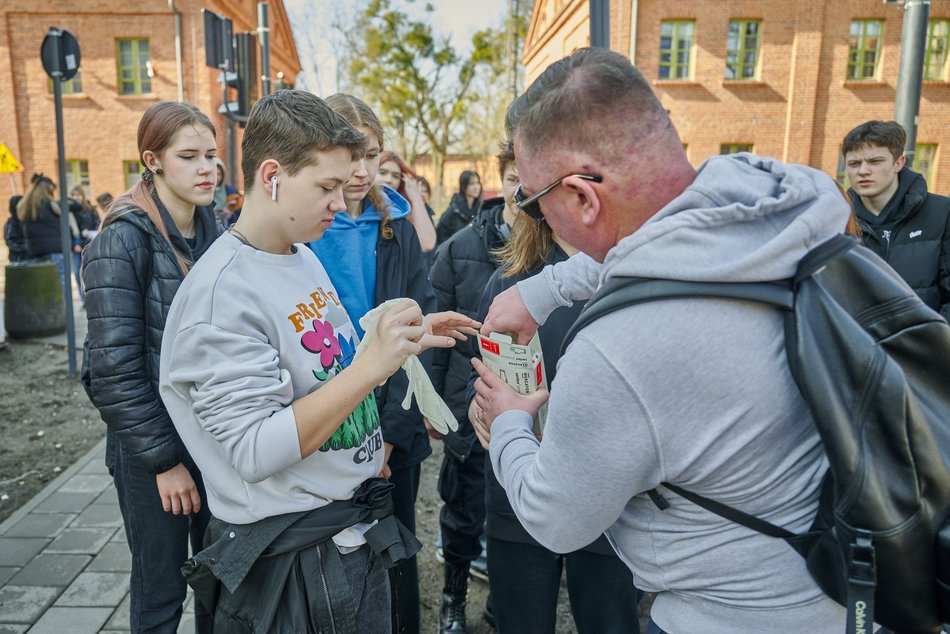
left=258, top=3, right=271, bottom=96
left=894, top=0, right=930, bottom=164
left=50, top=30, right=77, bottom=373
left=590, top=0, right=610, bottom=48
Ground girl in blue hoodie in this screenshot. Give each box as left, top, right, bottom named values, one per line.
left=310, top=93, right=436, bottom=634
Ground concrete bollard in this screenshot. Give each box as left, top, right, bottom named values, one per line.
left=4, top=261, right=66, bottom=338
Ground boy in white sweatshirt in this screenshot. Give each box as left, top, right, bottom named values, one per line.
left=159, top=90, right=476, bottom=632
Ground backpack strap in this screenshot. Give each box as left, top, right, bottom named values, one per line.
left=661, top=482, right=796, bottom=539
left=560, top=277, right=794, bottom=357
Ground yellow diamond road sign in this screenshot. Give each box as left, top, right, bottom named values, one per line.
left=0, top=143, right=23, bottom=174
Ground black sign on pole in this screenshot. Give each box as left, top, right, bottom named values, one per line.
left=40, top=27, right=80, bottom=374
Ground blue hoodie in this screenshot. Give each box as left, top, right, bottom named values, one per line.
left=309, top=185, right=411, bottom=338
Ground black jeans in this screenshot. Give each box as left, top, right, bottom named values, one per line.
left=389, top=464, right=421, bottom=634
left=438, top=442, right=487, bottom=566
left=487, top=537, right=641, bottom=634
left=113, top=445, right=212, bottom=634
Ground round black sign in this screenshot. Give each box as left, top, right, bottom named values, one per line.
left=41, top=28, right=81, bottom=81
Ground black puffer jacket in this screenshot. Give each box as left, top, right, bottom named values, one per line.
left=436, top=193, right=482, bottom=247
left=22, top=199, right=63, bottom=257
left=473, top=244, right=614, bottom=554
left=851, top=168, right=950, bottom=321
left=374, top=217, right=437, bottom=470
left=430, top=199, right=509, bottom=459
left=81, top=196, right=221, bottom=474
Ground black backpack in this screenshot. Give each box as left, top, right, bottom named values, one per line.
left=561, top=234, right=950, bottom=634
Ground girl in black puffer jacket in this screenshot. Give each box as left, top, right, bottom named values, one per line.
left=81, top=101, right=222, bottom=634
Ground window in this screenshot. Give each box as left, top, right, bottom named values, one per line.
left=65, top=160, right=90, bottom=195
left=48, top=70, right=83, bottom=95
left=659, top=20, right=695, bottom=80
left=116, top=39, right=152, bottom=95
left=848, top=20, right=883, bottom=80
left=124, top=160, right=142, bottom=190
left=720, top=143, right=753, bottom=155
left=913, top=144, right=937, bottom=184
left=725, top=20, right=761, bottom=79
left=924, top=20, right=949, bottom=81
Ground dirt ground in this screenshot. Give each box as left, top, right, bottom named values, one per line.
left=0, top=335, right=650, bottom=632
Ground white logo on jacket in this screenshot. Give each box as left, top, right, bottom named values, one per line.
left=909, top=230, right=923, bottom=238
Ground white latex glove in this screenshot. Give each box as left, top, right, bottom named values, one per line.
left=357, top=299, right=459, bottom=434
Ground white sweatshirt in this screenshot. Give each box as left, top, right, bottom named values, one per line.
left=159, top=233, right=383, bottom=527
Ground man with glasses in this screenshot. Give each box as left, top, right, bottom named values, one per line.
left=469, top=47, right=850, bottom=633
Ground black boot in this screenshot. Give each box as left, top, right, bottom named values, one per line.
left=440, top=561, right=469, bottom=634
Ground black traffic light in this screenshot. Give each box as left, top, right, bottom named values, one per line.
left=204, top=8, right=258, bottom=122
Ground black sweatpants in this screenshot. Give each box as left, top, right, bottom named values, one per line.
left=487, top=537, right=641, bottom=634
left=389, top=464, right=421, bottom=634
left=438, top=442, right=487, bottom=567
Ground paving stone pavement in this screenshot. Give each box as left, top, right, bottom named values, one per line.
left=0, top=439, right=198, bottom=633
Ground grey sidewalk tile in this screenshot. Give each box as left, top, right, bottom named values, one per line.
left=25, top=606, right=112, bottom=633
left=0, top=624, right=28, bottom=633
left=71, top=505, right=122, bottom=529
left=3, top=515, right=75, bottom=540
left=54, top=572, right=128, bottom=608
left=79, top=458, right=107, bottom=475
left=0, top=568, right=18, bottom=586
left=85, top=544, right=130, bottom=572
left=91, top=487, right=117, bottom=507
left=108, top=530, right=126, bottom=544
left=0, top=585, right=60, bottom=623
left=102, top=593, right=129, bottom=631
left=7, top=555, right=90, bottom=587
left=31, top=492, right=97, bottom=515
left=57, top=476, right=112, bottom=495
left=0, top=540, right=50, bottom=567
left=44, top=528, right=115, bottom=555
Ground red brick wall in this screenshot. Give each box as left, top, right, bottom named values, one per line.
left=0, top=0, right=299, bottom=230
left=526, top=0, right=950, bottom=194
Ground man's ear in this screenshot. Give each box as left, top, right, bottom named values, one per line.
left=258, top=159, right=280, bottom=197
left=895, top=154, right=907, bottom=172
left=563, top=175, right=601, bottom=227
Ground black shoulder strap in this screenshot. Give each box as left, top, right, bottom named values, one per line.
left=559, top=277, right=794, bottom=356
left=661, top=482, right=796, bottom=539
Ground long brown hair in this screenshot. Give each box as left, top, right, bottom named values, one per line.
left=498, top=214, right=556, bottom=278
left=379, top=151, right=417, bottom=200
left=104, top=101, right=215, bottom=273
left=16, top=174, right=56, bottom=222
left=325, top=93, right=393, bottom=240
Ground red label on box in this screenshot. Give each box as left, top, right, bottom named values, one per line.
left=535, top=362, right=543, bottom=386
left=480, top=338, right=500, bottom=355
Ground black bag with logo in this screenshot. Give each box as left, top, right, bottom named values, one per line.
left=561, top=234, right=950, bottom=634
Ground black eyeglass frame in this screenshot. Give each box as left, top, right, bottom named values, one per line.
left=514, top=173, right=603, bottom=221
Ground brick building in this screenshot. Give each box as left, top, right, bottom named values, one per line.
left=0, top=0, right=300, bottom=219
left=524, top=0, right=950, bottom=194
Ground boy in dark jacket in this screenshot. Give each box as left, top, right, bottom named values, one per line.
left=843, top=120, right=950, bottom=321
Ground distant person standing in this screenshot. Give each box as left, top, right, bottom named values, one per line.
left=843, top=120, right=950, bottom=320
left=68, top=185, right=100, bottom=306
left=15, top=173, right=78, bottom=294
left=377, top=151, right=437, bottom=256
left=437, top=170, right=482, bottom=246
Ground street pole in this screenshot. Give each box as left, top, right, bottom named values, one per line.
left=590, top=0, right=610, bottom=48
left=258, top=3, right=271, bottom=96
left=49, top=30, right=77, bottom=374
left=894, top=0, right=930, bottom=164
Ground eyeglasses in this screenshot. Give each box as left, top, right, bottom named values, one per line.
left=513, top=174, right=603, bottom=221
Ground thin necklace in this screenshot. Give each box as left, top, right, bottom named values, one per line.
left=229, top=227, right=295, bottom=254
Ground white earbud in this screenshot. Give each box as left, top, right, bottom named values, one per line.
left=271, top=175, right=278, bottom=201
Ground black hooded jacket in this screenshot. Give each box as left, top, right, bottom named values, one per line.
left=436, top=192, right=482, bottom=247
left=850, top=168, right=950, bottom=321
left=430, top=198, right=509, bottom=460
left=81, top=194, right=222, bottom=473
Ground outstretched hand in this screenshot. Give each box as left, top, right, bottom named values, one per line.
left=418, top=311, right=481, bottom=351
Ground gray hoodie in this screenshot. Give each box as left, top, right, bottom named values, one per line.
left=490, top=154, right=850, bottom=633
